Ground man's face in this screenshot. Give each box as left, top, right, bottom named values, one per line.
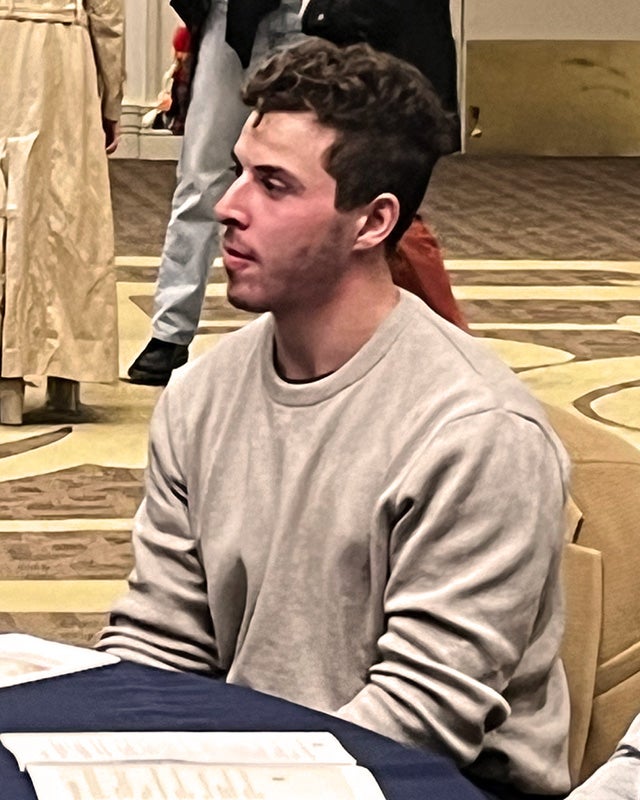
left=215, top=111, right=363, bottom=316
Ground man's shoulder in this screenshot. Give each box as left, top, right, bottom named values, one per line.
left=394, top=291, right=522, bottom=398
left=394, top=291, right=566, bottom=454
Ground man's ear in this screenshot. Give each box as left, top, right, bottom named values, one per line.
left=352, top=193, right=400, bottom=252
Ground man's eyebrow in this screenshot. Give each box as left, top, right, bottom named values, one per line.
left=231, top=150, right=304, bottom=190
left=256, top=166, right=305, bottom=194
left=254, top=164, right=296, bottom=180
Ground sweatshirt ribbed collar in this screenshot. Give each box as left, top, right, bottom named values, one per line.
left=261, top=291, right=415, bottom=407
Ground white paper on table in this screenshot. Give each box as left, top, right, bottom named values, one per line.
left=0, top=731, right=357, bottom=772
left=27, top=762, right=387, bottom=800
left=0, top=634, right=119, bottom=689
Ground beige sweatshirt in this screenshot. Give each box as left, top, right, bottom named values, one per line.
left=98, top=290, right=572, bottom=794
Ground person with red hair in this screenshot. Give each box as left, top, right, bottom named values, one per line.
left=165, top=25, right=192, bottom=135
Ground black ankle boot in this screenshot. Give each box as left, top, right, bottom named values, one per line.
left=127, top=338, right=189, bottom=386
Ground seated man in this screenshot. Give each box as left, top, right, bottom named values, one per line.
left=98, top=39, right=571, bottom=799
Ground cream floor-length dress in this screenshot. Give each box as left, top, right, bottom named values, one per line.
left=0, top=0, right=124, bottom=383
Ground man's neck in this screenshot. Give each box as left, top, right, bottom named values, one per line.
left=272, top=267, right=400, bottom=382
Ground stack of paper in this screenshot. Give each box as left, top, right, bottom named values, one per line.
left=0, top=731, right=387, bottom=800
left=0, top=634, right=119, bottom=688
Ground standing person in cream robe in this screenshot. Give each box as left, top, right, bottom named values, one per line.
left=0, top=0, right=124, bottom=424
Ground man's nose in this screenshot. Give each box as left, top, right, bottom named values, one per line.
left=214, top=175, right=250, bottom=228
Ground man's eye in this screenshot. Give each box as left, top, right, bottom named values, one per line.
left=261, top=177, right=287, bottom=194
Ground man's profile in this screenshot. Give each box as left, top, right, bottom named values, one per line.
left=99, top=39, right=571, bottom=799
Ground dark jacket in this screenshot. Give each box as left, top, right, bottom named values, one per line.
left=170, top=0, right=211, bottom=31
left=225, top=0, right=281, bottom=67
left=302, top=0, right=459, bottom=115
left=171, top=0, right=281, bottom=68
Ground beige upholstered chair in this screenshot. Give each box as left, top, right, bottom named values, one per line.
left=545, top=404, right=640, bottom=787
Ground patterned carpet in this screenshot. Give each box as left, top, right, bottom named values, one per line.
left=110, top=155, right=640, bottom=261
left=1, top=154, right=639, bottom=645
left=426, top=155, right=640, bottom=261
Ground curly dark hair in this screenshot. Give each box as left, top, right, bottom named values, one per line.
left=242, top=38, right=455, bottom=247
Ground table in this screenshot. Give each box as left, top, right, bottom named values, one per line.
left=0, top=661, right=487, bottom=799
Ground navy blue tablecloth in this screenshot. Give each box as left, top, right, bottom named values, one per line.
left=0, top=661, right=487, bottom=799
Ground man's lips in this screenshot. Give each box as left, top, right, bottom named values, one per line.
left=222, top=242, right=256, bottom=262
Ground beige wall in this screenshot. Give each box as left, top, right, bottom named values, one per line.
left=465, top=40, right=640, bottom=155
left=461, top=0, right=640, bottom=154
left=124, top=0, right=179, bottom=107
left=464, top=0, right=640, bottom=40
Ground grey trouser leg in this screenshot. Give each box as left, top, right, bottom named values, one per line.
left=152, top=0, right=302, bottom=345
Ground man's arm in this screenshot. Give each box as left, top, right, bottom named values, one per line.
left=337, top=409, right=569, bottom=767
left=97, top=387, right=221, bottom=675
left=85, top=0, right=125, bottom=127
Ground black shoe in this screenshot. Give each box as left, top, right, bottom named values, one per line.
left=128, top=338, right=189, bottom=386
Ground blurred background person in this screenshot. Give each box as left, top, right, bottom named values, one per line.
left=0, top=0, right=125, bottom=424
left=128, top=0, right=303, bottom=385
left=142, top=24, right=193, bottom=136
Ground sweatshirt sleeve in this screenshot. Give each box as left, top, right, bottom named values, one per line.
left=96, top=385, right=222, bottom=675
left=85, top=0, right=125, bottom=121
left=336, top=409, right=569, bottom=767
